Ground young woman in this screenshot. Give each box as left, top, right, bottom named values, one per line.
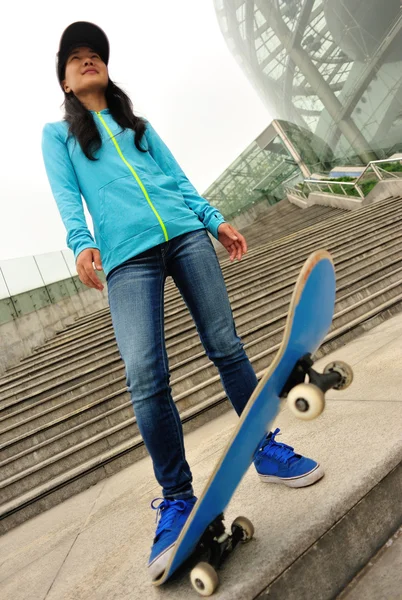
left=42, top=21, right=324, bottom=580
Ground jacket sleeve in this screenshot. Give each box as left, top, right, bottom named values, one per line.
left=41, top=123, right=100, bottom=261
left=144, top=121, right=226, bottom=239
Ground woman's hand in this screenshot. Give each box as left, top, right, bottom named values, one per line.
left=217, top=223, right=247, bottom=261
left=76, top=248, right=104, bottom=291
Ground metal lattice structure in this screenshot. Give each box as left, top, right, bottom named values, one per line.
left=213, top=0, right=402, bottom=167
left=203, top=132, right=302, bottom=219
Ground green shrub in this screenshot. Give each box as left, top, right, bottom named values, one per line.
left=325, top=176, right=357, bottom=182
left=381, top=162, right=402, bottom=173
left=360, top=179, right=378, bottom=195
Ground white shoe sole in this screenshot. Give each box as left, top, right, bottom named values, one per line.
left=258, top=463, right=324, bottom=488
left=148, top=542, right=175, bottom=581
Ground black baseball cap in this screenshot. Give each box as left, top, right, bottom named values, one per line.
left=56, top=21, right=110, bottom=88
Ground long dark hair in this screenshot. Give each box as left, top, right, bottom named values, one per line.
left=62, top=78, right=147, bottom=160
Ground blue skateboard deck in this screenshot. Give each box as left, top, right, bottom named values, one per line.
left=154, top=249, right=337, bottom=589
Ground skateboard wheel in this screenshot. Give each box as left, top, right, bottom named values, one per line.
left=231, top=516, right=255, bottom=542
left=190, top=562, right=219, bottom=596
left=324, top=361, right=354, bottom=390
left=287, top=383, right=325, bottom=420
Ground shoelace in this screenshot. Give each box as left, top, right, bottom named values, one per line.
left=151, top=498, right=187, bottom=538
left=256, top=428, right=300, bottom=465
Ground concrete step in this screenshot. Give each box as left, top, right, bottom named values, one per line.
left=338, top=525, right=402, bottom=600
left=218, top=195, right=398, bottom=271
left=215, top=199, right=343, bottom=256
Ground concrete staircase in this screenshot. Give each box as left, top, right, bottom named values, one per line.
left=1, top=196, right=402, bottom=533
left=215, top=198, right=339, bottom=258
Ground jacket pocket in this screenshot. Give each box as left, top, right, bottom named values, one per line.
left=99, top=175, right=155, bottom=251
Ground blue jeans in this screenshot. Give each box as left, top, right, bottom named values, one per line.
left=106, top=229, right=258, bottom=499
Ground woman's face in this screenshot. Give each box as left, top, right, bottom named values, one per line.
left=62, top=46, right=108, bottom=96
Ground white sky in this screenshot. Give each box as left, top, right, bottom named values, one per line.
left=0, top=0, right=272, bottom=261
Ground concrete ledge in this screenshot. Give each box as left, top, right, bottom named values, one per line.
left=256, top=463, right=402, bottom=600
left=308, top=191, right=364, bottom=210
left=286, top=193, right=309, bottom=209
left=339, top=524, right=402, bottom=598
left=288, top=178, right=402, bottom=213
left=364, top=178, right=402, bottom=204
left=288, top=191, right=363, bottom=211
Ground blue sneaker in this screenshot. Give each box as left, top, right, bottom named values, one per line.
left=148, top=496, right=197, bottom=580
left=254, top=428, right=324, bottom=487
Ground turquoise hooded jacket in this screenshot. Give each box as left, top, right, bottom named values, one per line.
left=41, top=109, right=226, bottom=277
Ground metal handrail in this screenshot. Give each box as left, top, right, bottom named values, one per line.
left=291, top=179, right=364, bottom=199
left=302, top=179, right=364, bottom=199
left=286, top=157, right=402, bottom=200
left=355, top=157, right=402, bottom=185
left=286, top=186, right=308, bottom=200
left=304, top=179, right=356, bottom=185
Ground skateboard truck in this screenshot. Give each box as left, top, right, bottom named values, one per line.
left=281, top=353, right=354, bottom=420
left=190, top=513, right=254, bottom=595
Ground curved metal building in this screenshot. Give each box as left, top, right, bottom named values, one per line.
left=213, top=0, right=402, bottom=170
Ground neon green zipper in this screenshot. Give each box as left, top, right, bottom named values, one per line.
left=95, top=112, right=169, bottom=241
